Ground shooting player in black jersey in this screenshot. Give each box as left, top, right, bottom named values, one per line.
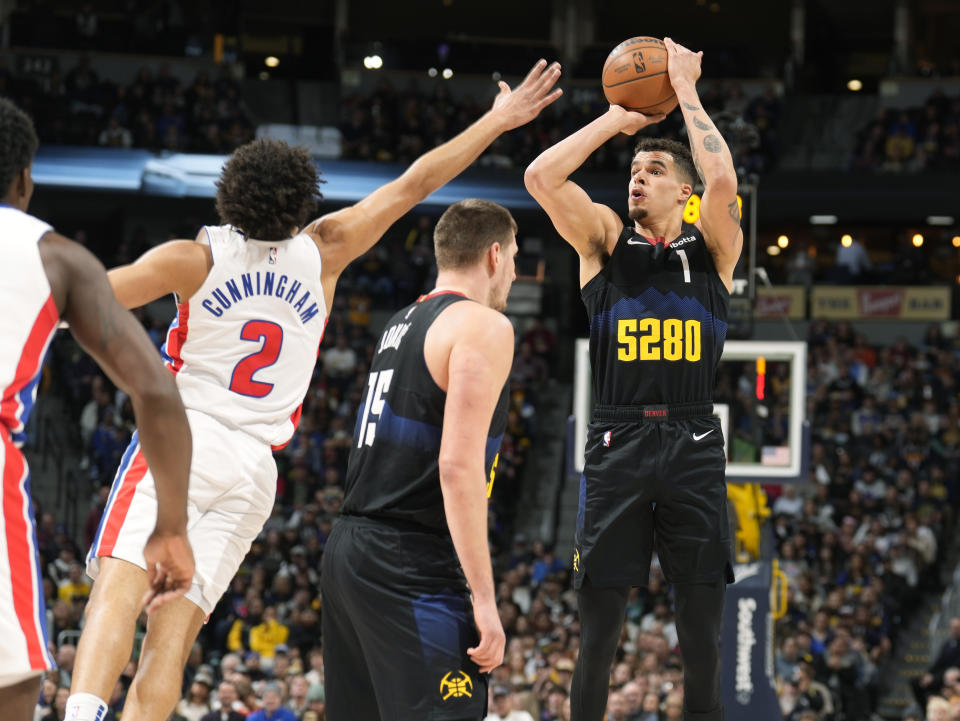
left=524, top=39, right=742, bottom=721
left=321, top=199, right=519, bottom=721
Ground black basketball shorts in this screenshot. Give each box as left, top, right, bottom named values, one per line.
left=321, top=515, right=488, bottom=721
left=573, top=411, right=734, bottom=590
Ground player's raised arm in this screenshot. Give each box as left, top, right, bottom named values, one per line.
left=303, top=59, right=562, bottom=280
left=39, top=233, right=194, bottom=604
left=437, top=307, right=514, bottom=673
left=665, top=37, right=742, bottom=282
left=107, top=232, right=212, bottom=309
left=524, top=106, right=664, bottom=270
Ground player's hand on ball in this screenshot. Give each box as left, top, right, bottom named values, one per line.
left=468, top=598, right=506, bottom=673
left=664, top=37, right=703, bottom=88
left=491, top=59, right=563, bottom=131
left=607, top=104, right=666, bottom=135
left=141, top=528, right=195, bottom=614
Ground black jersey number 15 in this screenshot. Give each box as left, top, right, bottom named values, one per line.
left=357, top=369, right=394, bottom=447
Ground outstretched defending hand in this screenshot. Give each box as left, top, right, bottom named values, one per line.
left=490, top=59, right=563, bottom=131
left=141, top=528, right=195, bottom=614
left=468, top=597, right=506, bottom=674
left=664, top=37, right=703, bottom=89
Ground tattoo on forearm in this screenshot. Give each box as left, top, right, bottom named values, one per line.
left=728, top=199, right=741, bottom=224
left=693, top=116, right=711, bottom=131
left=703, top=135, right=722, bottom=153
left=682, top=101, right=701, bottom=111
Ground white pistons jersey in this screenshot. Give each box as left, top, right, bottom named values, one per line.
left=0, top=205, right=58, bottom=678
left=162, top=225, right=327, bottom=448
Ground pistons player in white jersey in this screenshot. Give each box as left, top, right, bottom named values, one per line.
left=0, top=99, right=194, bottom=721
left=67, top=59, right=563, bottom=721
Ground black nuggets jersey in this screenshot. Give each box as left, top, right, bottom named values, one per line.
left=342, top=291, right=510, bottom=531
left=583, top=223, right=729, bottom=406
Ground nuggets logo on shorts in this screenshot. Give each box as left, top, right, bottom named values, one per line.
left=603, top=430, right=612, bottom=447
left=573, top=548, right=581, bottom=572
left=440, top=671, right=473, bottom=700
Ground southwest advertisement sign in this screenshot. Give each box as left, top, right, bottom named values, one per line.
left=721, top=562, right=783, bottom=721
left=811, top=286, right=951, bottom=320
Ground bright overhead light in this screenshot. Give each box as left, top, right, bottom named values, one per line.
left=428, top=67, right=438, bottom=78
left=847, top=79, right=863, bottom=92
left=363, top=55, right=383, bottom=70
left=927, top=216, right=955, bottom=226
left=841, top=234, right=853, bottom=248
left=442, top=67, right=453, bottom=79
left=265, top=56, right=279, bottom=68
left=766, top=245, right=781, bottom=256
left=810, top=215, right=838, bottom=225
left=912, top=233, right=924, bottom=247
left=777, top=235, right=789, bottom=248
left=952, top=236, right=960, bottom=248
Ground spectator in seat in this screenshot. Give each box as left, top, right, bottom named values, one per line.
left=247, top=683, right=296, bottom=721
left=912, top=617, right=960, bottom=707
left=486, top=685, right=535, bottom=721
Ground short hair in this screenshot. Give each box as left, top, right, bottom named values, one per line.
left=433, top=199, right=517, bottom=271
left=633, top=137, right=698, bottom=186
left=0, top=99, right=38, bottom=198
left=215, top=138, right=322, bottom=241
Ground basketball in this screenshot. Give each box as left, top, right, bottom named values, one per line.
left=602, top=36, right=678, bottom=116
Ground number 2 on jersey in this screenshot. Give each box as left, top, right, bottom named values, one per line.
left=357, top=369, right=394, bottom=447
left=229, top=320, right=284, bottom=397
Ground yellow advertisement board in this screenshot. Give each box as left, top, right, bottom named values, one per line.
left=811, top=286, right=950, bottom=320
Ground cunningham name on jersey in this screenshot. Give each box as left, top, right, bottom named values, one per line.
left=199, top=269, right=322, bottom=325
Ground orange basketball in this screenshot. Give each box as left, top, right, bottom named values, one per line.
left=601, top=36, right=677, bottom=116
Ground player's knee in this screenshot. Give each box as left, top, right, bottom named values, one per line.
left=128, top=673, right=179, bottom=712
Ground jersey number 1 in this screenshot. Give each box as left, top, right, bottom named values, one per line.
left=229, top=320, right=284, bottom=398
left=357, top=369, right=394, bottom=447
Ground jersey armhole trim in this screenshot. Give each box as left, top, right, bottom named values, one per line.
left=420, top=296, right=472, bottom=397
left=203, top=227, right=216, bottom=265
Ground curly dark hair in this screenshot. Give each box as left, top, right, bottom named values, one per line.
left=215, top=138, right=322, bottom=241
left=633, top=137, right=698, bottom=186
left=0, top=99, right=39, bottom=199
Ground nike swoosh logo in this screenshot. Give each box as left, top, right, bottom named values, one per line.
left=692, top=430, right=715, bottom=441
left=626, top=239, right=651, bottom=246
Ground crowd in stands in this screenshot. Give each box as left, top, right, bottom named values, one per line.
left=0, top=54, right=254, bottom=152
left=768, top=320, right=960, bottom=721
left=0, top=46, right=778, bottom=177
left=338, top=77, right=782, bottom=177
left=852, top=89, right=960, bottom=173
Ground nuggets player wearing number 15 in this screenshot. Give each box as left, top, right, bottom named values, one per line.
left=67, top=59, right=562, bottom=721
left=525, top=39, right=740, bottom=721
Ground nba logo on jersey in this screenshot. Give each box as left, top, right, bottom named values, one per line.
left=268, top=247, right=278, bottom=264
left=603, top=430, right=612, bottom=447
